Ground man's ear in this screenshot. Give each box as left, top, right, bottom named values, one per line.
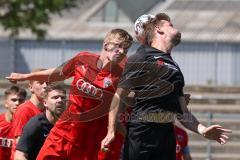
left=157, top=30, right=164, bottom=35
left=4, top=101, right=9, bottom=108
left=103, top=43, right=108, bottom=51
left=43, top=99, right=47, bottom=108
left=28, top=83, right=34, bottom=93
left=155, top=26, right=164, bottom=35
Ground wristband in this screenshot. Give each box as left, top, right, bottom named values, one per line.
left=197, top=125, right=206, bottom=135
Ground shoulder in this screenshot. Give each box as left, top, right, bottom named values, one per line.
left=26, top=114, right=42, bottom=125
left=75, top=51, right=98, bottom=59
left=16, top=101, right=34, bottom=112
left=0, top=113, right=5, bottom=120
left=13, top=104, right=40, bottom=125
left=128, top=46, right=145, bottom=62
left=71, top=51, right=99, bottom=65
left=30, top=113, right=44, bottom=121
left=23, top=114, right=43, bottom=131
left=0, top=113, right=7, bottom=126
left=14, top=102, right=37, bottom=119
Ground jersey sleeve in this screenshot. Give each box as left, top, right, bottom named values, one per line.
left=16, top=117, right=40, bottom=153
left=61, top=52, right=82, bottom=79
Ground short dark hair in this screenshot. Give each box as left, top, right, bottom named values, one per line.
left=43, top=84, right=66, bottom=99
left=4, top=85, right=27, bottom=99
left=143, top=13, right=171, bottom=45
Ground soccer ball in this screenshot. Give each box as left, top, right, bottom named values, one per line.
left=134, top=14, right=155, bottom=37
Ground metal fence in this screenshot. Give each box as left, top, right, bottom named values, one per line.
left=0, top=39, right=240, bottom=85
left=173, top=42, right=240, bottom=85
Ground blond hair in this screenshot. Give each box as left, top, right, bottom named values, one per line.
left=104, top=28, right=133, bottom=46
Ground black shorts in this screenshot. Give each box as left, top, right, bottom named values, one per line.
left=123, top=122, right=176, bottom=160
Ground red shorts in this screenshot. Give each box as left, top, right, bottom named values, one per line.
left=37, top=130, right=89, bottom=160
left=37, top=129, right=124, bottom=160
left=98, top=133, right=124, bottom=160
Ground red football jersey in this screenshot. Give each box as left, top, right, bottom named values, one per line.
left=49, top=52, right=125, bottom=158
left=12, top=100, right=43, bottom=137
left=0, top=113, right=14, bottom=160
left=11, top=100, right=43, bottom=160
left=175, top=126, right=189, bottom=160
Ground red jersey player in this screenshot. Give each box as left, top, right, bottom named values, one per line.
left=0, top=85, right=27, bottom=160
left=10, top=69, right=48, bottom=160
left=6, top=28, right=133, bottom=160
left=175, top=126, right=192, bottom=160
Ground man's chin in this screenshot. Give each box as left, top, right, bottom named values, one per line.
left=11, top=109, right=17, bottom=113
left=174, top=39, right=181, bottom=46
left=109, top=59, right=119, bottom=64
left=112, top=56, right=124, bottom=63
left=54, top=110, right=64, bottom=117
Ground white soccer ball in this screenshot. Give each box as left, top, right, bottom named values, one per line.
left=134, top=14, right=155, bottom=37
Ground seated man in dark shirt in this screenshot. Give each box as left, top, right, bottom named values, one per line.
left=14, top=85, right=66, bottom=160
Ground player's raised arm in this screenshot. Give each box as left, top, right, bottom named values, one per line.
left=6, top=55, right=78, bottom=83
left=6, top=68, right=58, bottom=83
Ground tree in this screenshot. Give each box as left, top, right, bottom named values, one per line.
left=0, top=0, right=84, bottom=39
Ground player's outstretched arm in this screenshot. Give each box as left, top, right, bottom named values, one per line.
left=178, top=96, right=232, bottom=145
left=6, top=53, right=80, bottom=83
left=6, top=68, right=55, bottom=82
left=6, top=67, right=67, bottom=83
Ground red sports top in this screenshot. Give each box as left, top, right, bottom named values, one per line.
left=11, top=100, right=43, bottom=160
left=0, top=113, right=14, bottom=160
left=51, top=52, right=125, bottom=144
left=12, top=100, right=43, bottom=137
left=175, top=126, right=189, bottom=160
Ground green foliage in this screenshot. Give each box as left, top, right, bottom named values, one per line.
left=0, top=0, right=81, bottom=39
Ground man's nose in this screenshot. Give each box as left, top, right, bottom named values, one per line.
left=15, top=100, right=20, bottom=106
left=58, top=96, right=65, bottom=102
left=42, top=82, right=48, bottom=88
left=117, top=47, right=125, bottom=54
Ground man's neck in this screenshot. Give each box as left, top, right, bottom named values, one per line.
left=30, top=95, right=44, bottom=110
left=98, top=54, right=116, bottom=72
left=151, top=40, right=172, bottom=54
left=5, top=110, right=13, bottom=122
left=45, top=111, right=57, bottom=124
